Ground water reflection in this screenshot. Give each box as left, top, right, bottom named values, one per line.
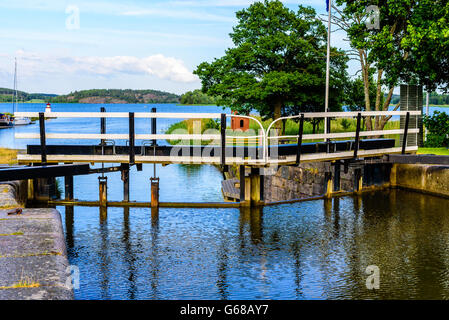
left=98, top=206, right=111, bottom=299
left=122, top=207, right=137, bottom=299
left=60, top=189, right=449, bottom=300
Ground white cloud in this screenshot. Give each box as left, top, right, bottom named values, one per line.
left=121, top=8, right=235, bottom=22
left=11, top=50, right=198, bottom=83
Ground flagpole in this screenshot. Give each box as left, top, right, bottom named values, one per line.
left=324, top=0, right=332, bottom=137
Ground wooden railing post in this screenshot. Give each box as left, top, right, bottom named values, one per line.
left=354, top=113, right=362, bottom=159
left=39, top=112, right=47, bottom=164
left=129, top=112, right=135, bottom=165
left=221, top=113, right=226, bottom=166
left=100, top=107, right=106, bottom=147
left=151, top=107, right=157, bottom=146
left=239, top=165, right=245, bottom=203
left=295, top=114, right=304, bottom=166
left=402, top=111, right=410, bottom=154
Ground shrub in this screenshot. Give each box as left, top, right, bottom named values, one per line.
left=423, top=111, right=449, bottom=147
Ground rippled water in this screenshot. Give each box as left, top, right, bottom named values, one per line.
left=2, top=103, right=449, bottom=299
left=58, top=189, right=449, bottom=300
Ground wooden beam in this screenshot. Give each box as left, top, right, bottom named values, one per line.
left=39, top=112, right=47, bottom=164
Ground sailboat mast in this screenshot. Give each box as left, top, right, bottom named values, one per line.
left=14, top=58, right=18, bottom=113
left=13, top=57, right=17, bottom=114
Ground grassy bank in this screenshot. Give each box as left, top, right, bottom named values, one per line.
left=417, top=148, right=449, bottom=155
left=165, top=116, right=401, bottom=145
left=0, top=148, right=18, bottom=165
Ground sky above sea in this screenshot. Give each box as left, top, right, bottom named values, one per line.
left=0, top=0, right=353, bottom=95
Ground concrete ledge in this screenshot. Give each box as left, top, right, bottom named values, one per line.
left=0, top=182, right=73, bottom=300
left=0, top=182, right=26, bottom=209
left=391, top=164, right=449, bottom=198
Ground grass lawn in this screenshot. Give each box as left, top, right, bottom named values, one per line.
left=417, top=148, right=449, bottom=155
left=0, top=148, right=18, bottom=165
left=25, top=99, right=45, bottom=103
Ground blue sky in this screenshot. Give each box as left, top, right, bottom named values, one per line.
left=0, top=0, right=349, bottom=95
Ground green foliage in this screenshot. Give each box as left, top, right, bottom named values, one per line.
left=340, top=118, right=351, bottom=130
left=0, top=88, right=56, bottom=102
left=180, top=90, right=217, bottom=105
left=194, top=0, right=349, bottom=120
left=50, top=89, right=180, bottom=104
left=423, top=111, right=449, bottom=147
left=336, top=0, right=449, bottom=92
left=345, top=77, right=378, bottom=111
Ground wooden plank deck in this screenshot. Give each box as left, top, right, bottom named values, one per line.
left=222, top=178, right=240, bottom=201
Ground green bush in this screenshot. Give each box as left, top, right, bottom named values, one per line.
left=423, top=111, right=449, bottom=147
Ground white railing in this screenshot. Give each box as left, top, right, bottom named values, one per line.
left=14, top=111, right=421, bottom=165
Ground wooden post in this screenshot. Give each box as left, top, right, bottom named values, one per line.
left=121, top=164, right=130, bottom=202
left=402, top=111, right=410, bottom=154
left=27, top=179, right=34, bottom=202
left=295, top=114, right=304, bottom=165
left=151, top=207, right=159, bottom=226
left=333, top=161, right=341, bottom=192
left=129, top=112, right=135, bottom=165
left=39, top=112, right=47, bottom=164
left=220, top=113, right=226, bottom=167
left=151, top=107, right=157, bottom=146
left=98, top=176, right=107, bottom=207
left=239, top=165, right=245, bottom=203
left=250, top=167, right=261, bottom=206
left=64, top=175, right=74, bottom=201
left=151, top=177, right=159, bottom=207
left=325, top=171, right=333, bottom=198
left=354, top=113, right=362, bottom=159
left=100, top=107, right=106, bottom=147
left=355, top=168, right=363, bottom=193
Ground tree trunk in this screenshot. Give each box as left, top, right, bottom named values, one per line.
left=359, top=49, right=373, bottom=131
left=273, top=99, right=283, bottom=130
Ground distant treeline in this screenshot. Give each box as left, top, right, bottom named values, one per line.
left=179, top=89, right=217, bottom=105
left=50, top=89, right=180, bottom=104
left=0, top=87, right=56, bottom=102
left=391, top=92, right=449, bottom=105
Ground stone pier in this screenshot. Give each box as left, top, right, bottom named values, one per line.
left=0, top=182, right=73, bottom=300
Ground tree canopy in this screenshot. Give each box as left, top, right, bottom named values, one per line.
left=334, top=0, right=449, bottom=130
left=194, top=0, right=349, bottom=122
left=180, top=90, right=217, bottom=105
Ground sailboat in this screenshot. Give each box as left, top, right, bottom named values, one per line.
left=0, top=113, right=13, bottom=127
left=12, top=58, right=31, bottom=126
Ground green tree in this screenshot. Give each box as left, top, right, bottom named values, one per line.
left=423, top=111, right=449, bottom=147
left=194, top=0, right=349, bottom=127
left=334, top=0, right=449, bottom=131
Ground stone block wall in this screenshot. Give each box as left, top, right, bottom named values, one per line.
left=263, top=162, right=331, bottom=202
left=263, top=161, right=391, bottom=202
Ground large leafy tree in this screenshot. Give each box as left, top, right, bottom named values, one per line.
left=400, top=1, right=449, bottom=91
left=334, top=0, right=449, bottom=131
left=194, top=0, right=348, bottom=125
